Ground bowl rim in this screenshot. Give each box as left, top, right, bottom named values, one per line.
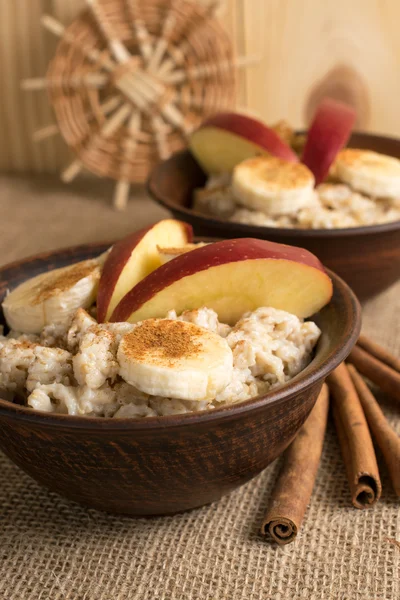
left=147, top=131, right=400, bottom=238
left=0, top=242, right=361, bottom=430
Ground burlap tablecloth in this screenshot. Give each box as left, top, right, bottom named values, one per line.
left=1, top=175, right=399, bottom=600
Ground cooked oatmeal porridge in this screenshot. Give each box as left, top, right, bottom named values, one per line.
left=193, top=176, right=400, bottom=229
left=0, top=306, right=320, bottom=418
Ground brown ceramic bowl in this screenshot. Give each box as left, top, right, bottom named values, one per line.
left=0, top=243, right=361, bottom=516
left=148, top=132, right=400, bottom=301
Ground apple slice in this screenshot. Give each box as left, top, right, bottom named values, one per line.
left=157, top=243, right=208, bottom=264
left=97, top=219, right=193, bottom=322
left=111, top=238, right=333, bottom=325
left=189, top=112, right=298, bottom=174
left=302, top=98, right=356, bottom=185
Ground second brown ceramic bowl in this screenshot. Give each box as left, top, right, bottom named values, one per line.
left=148, top=132, right=400, bottom=300
left=0, top=243, right=361, bottom=516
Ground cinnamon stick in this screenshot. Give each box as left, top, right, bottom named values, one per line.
left=348, top=365, right=400, bottom=497
left=357, top=334, right=400, bottom=373
left=348, top=345, right=400, bottom=404
left=328, top=363, right=382, bottom=509
left=260, top=384, right=329, bottom=544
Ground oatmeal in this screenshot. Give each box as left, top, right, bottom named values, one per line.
left=189, top=103, right=400, bottom=228
left=1, top=219, right=331, bottom=417
left=0, top=306, right=320, bottom=418
left=193, top=178, right=400, bottom=229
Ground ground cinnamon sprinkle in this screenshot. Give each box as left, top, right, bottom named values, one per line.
left=122, top=320, right=202, bottom=363
left=158, top=247, right=186, bottom=255
left=16, top=340, right=38, bottom=349
left=32, top=260, right=99, bottom=304
left=156, top=244, right=204, bottom=255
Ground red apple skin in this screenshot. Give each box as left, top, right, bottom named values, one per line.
left=110, top=238, right=331, bottom=323
left=97, top=220, right=193, bottom=323
left=197, top=113, right=299, bottom=163
left=302, top=98, right=356, bottom=185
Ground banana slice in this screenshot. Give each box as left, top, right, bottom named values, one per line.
left=232, top=156, right=315, bottom=216
left=118, top=319, right=233, bottom=401
left=335, top=149, right=400, bottom=199
left=2, top=258, right=102, bottom=334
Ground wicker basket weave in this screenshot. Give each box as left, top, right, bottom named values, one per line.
left=45, top=0, right=236, bottom=185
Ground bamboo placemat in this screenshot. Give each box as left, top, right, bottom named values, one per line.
left=0, top=174, right=399, bottom=599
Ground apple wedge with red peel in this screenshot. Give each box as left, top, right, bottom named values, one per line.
left=97, top=219, right=193, bottom=322
left=189, top=112, right=298, bottom=174
left=302, top=98, right=356, bottom=185
left=111, top=238, right=333, bottom=325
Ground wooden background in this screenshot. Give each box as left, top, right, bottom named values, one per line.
left=1, top=0, right=400, bottom=174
